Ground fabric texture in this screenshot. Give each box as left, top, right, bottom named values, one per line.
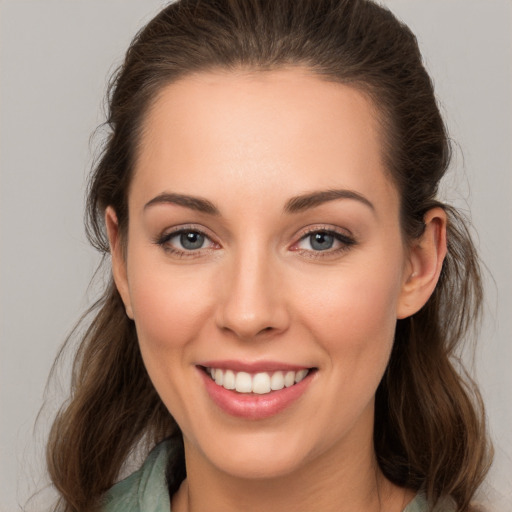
left=100, top=440, right=173, bottom=512
left=100, top=440, right=454, bottom=512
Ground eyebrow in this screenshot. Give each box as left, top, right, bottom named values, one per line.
left=144, top=193, right=220, bottom=215
left=284, top=189, right=375, bottom=214
left=144, top=188, right=374, bottom=216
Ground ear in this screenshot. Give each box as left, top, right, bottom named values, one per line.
left=397, top=207, right=447, bottom=319
left=105, top=207, right=134, bottom=319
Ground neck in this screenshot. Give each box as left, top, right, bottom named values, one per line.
left=172, top=434, right=409, bottom=512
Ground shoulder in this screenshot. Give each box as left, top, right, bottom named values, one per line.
left=404, top=493, right=457, bottom=512
left=99, top=439, right=174, bottom=512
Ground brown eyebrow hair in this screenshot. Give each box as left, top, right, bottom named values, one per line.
left=284, top=189, right=375, bottom=213
left=144, top=193, right=220, bottom=215
left=144, top=188, right=374, bottom=216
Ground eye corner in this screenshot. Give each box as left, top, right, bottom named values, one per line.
left=290, top=226, right=358, bottom=258
left=153, top=225, right=220, bottom=259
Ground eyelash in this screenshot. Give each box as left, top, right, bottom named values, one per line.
left=153, top=225, right=357, bottom=259
left=153, top=226, right=217, bottom=259
left=291, top=227, right=357, bottom=259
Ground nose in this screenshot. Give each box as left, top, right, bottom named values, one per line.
left=215, top=248, right=290, bottom=340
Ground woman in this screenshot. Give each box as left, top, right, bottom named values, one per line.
left=46, top=1, right=492, bottom=511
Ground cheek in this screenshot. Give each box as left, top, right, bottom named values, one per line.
left=298, top=261, right=402, bottom=371
left=124, top=256, right=217, bottom=424
left=126, top=256, right=214, bottom=355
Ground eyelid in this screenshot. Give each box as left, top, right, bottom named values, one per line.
left=153, top=224, right=220, bottom=256
left=152, top=223, right=356, bottom=258
left=293, top=224, right=355, bottom=243
left=289, top=225, right=357, bottom=255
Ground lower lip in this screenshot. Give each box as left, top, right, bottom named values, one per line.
left=199, top=368, right=314, bottom=420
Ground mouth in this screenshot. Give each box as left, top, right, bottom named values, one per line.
left=197, top=361, right=317, bottom=419
left=201, top=366, right=312, bottom=395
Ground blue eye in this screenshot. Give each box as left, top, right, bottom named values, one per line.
left=296, top=229, right=355, bottom=253
left=178, top=231, right=206, bottom=250
left=309, top=232, right=335, bottom=251
left=156, top=228, right=215, bottom=255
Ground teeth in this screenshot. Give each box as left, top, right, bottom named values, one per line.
left=206, top=367, right=310, bottom=395
left=223, top=369, right=236, bottom=390
left=270, top=371, right=284, bottom=391
left=284, top=371, right=295, bottom=387
left=295, top=369, right=308, bottom=383
left=252, top=373, right=271, bottom=394
left=235, top=372, right=252, bottom=393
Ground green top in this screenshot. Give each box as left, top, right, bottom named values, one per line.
left=100, top=440, right=454, bottom=512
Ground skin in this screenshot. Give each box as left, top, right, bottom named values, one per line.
left=106, top=68, right=447, bottom=512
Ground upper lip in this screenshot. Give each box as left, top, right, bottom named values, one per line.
left=197, top=360, right=312, bottom=373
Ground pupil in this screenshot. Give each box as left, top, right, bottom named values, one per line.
left=180, top=232, right=204, bottom=250
left=311, top=232, right=334, bottom=251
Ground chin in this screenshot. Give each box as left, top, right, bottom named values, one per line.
left=189, top=429, right=314, bottom=480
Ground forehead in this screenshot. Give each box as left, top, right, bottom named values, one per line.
left=133, top=68, right=398, bottom=215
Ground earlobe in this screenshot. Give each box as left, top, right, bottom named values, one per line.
left=397, top=207, right=447, bottom=319
left=105, top=207, right=134, bottom=319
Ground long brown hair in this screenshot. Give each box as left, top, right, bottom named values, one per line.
left=47, top=1, right=492, bottom=510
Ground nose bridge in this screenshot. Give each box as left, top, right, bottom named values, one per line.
left=217, top=241, right=288, bottom=339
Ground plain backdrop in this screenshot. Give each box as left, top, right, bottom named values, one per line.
left=1, top=1, right=511, bottom=511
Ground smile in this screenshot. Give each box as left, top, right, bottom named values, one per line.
left=198, top=363, right=316, bottom=419
left=205, top=367, right=310, bottom=394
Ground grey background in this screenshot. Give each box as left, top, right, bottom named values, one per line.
left=1, top=1, right=511, bottom=510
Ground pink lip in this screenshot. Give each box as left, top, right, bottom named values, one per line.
left=197, top=365, right=315, bottom=420
left=198, top=359, right=309, bottom=373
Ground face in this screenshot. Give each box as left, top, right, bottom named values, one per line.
left=109, top=68, right=428, bottom=480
